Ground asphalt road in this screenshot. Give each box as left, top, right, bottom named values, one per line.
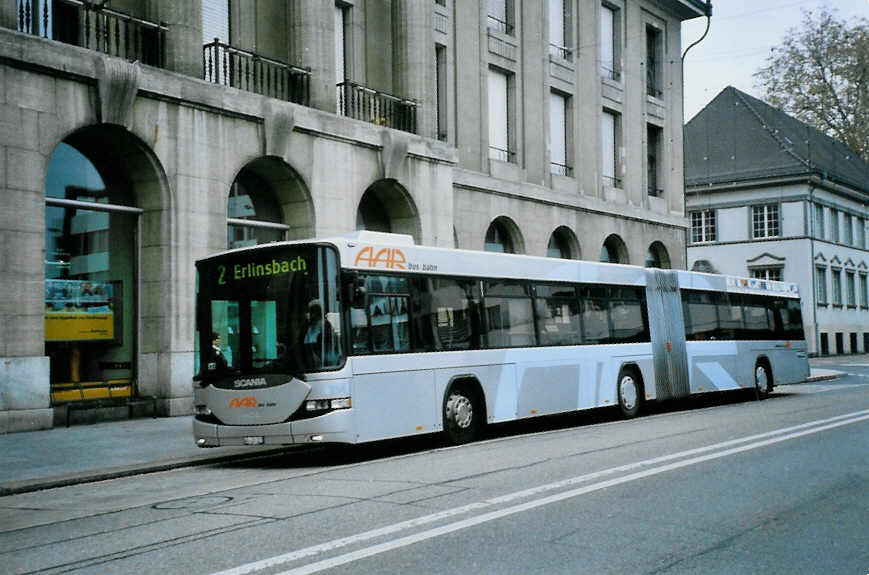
left=2, top=364, right=868, bottom=575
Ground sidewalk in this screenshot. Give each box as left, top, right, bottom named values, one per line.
left=1, top=366, right=844, bottom=496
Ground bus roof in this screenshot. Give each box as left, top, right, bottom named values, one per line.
left=197, top=232, right=800, bottom=298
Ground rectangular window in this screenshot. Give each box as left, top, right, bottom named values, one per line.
left=599, top=4, right=619, bottom=80
left=690, top=210, right=716, bottom=243
left=334, top=4, right=347, bottom=85
left=830, top=208, right=839, bottom=243
left=645, top=25, right=663, bottom=98
left=488, top=68, right=512, bottom=162
left=860, top=274, right=868, bottom=308
left=682, top=290, right=718, bottom=341
left=550, top=91, right=570, bottom=176
left=436, top=44, right=447, bottom=141
left=816, top=266, right=828, bottom=304
left=857, top=217, right=865, bottom=249
left=548, top=0, right=571, bottom=60
left=483, top=281, right=535, bottom=348
left=832, top=268, right=842, bottom=306
left=846, top=271, right=856, bottom=307
left=752, top=204, right=779, bottom=238
left=601, top=109, right=620, bottom=187
left=717, top=293, right=744, bottom=339
left=487, top=0, right=513, bottom=35
left=750, top=268, right=782, bottom=282
left=647, top=124, right=662, bottom=197
left=844, top=214, right=854, bottom=245
left=815, top=204, right=825, bottom=239
left=534, top=284, right=581, bottom=346
left=351, top=275, right=411, bottom=355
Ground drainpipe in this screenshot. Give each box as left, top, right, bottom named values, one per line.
left=680, top=6, right=711, bottom=269
left=809, top=185, right=820, bottom=356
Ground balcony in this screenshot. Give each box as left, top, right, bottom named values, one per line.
left=203, top=40, right=310, bottom=106
left=336, top=81, right=417, bottom=134
left=17, top=0, right=167, bottom=68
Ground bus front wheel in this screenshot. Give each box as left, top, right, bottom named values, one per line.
left=617, top=367, right=642, bottom=419
left=443, top=384, right=481, bottom=445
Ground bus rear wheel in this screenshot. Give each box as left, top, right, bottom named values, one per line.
left=617, top=367, right=642, bottom=419
left=443, top=384, right=481, bottom=445
left=755, top=361, right=771, bottom=400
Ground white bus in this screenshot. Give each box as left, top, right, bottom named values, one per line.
left=193, top=231, right=809, bottom=447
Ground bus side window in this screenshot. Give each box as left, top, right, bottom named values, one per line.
left=533, top=284, right=581, bottom=346
left=580, top=286, right=610, bottom=344
left=483, top=281, right=535, bottom=348
left=609, top=287, right=648, bottom=343
left=716, top=292, right=744, bottom=340
left=683, top=290, right=716, bottom=341
left=415, top=277, right=476, bottom=351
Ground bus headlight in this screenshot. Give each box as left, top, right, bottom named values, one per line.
left=194, top=405, right=212, bottom=416
left=305, top=398, right=351, bottom=411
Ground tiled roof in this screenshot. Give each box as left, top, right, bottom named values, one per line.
left=684, top=86, right=869, bottom=195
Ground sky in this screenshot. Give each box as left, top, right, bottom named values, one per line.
left=681, top=0, right=869, bottom=121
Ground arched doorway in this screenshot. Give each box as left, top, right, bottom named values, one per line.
left=356, top=179, right=420, bottom=242
left=645, top=241, right=671, bottom=269
left=485, top=216, right=524, bottom=254
left=227, top=157, right=312, bottom=247
left=547, top=226, right=580, bottom=259
left=600, top=234, right=629, bottom=264
left=44, top=126, right=164, bottom=399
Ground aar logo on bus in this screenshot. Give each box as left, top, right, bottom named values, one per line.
left=354, top=247, right=407, bottom=270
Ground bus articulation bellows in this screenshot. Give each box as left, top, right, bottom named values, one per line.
left=193, top=231, right=808, bottom=447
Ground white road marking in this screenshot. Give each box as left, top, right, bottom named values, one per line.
left=214, top=409, right=869, bottom=575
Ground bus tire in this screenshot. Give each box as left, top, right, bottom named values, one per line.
left=443, top=383, right=482, bottom=445
left=617, top=366, right=642, bottom=419
left=754, top=360, right=772, bottom=400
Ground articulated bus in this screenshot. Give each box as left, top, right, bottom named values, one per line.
left=193, top=231, right=809, bottom=447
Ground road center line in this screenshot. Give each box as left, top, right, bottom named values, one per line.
left=214, top=409, right=869, bottom=575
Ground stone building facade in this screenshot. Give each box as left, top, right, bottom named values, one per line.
left=0, top=0, right=709, bottom=432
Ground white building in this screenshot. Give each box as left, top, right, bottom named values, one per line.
left=685, top=87, right=869, bottom=356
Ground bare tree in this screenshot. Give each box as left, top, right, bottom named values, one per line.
left=755, top=9, right=869, bottom=162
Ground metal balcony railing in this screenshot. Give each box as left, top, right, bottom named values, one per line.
left=548, top=43, right=572, bottom=61
left=336, top=81, right=417, bottom=134
left=550, top=162, right=573, bottom=177
left=203, top=39, right=311, bottom=106
left=488, top=145, right=515, bottom=163
left=17, top=0, right=167, bottom=68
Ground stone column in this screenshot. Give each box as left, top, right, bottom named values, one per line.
left=288, top=1, right=337, bottom=113
left=0, top=0, right=18, bottom=30
left=150, top=0, right=203, bottom=78
left=392, top=0, right=434, bottom=138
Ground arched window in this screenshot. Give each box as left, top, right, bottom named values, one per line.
left=645, top=241, right=671, bottom=269
left=547, top=226, right=579, bottom=259
left=356, top=180, right=421, bottom=241
left=45, top=141, right=141, bottom=389
left=485, top=218, right=521, bottom=253
left=600, top=234, right=628, bottom=264
left=227, top=168, right=288, bottom=249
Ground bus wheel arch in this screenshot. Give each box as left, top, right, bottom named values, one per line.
left=617, top=364, right=643, bottom=419
left=754, top=357, right=772, bottom=400
left=442, top=377, right=486, bottom=445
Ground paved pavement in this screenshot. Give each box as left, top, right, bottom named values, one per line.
left=0, top=365, right=843, bottom=496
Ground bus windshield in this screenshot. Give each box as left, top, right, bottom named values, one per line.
left=196, top=245, right=343, bottom=379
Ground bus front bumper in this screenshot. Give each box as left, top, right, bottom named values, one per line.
left=193, top=409, right=355, bottom=447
